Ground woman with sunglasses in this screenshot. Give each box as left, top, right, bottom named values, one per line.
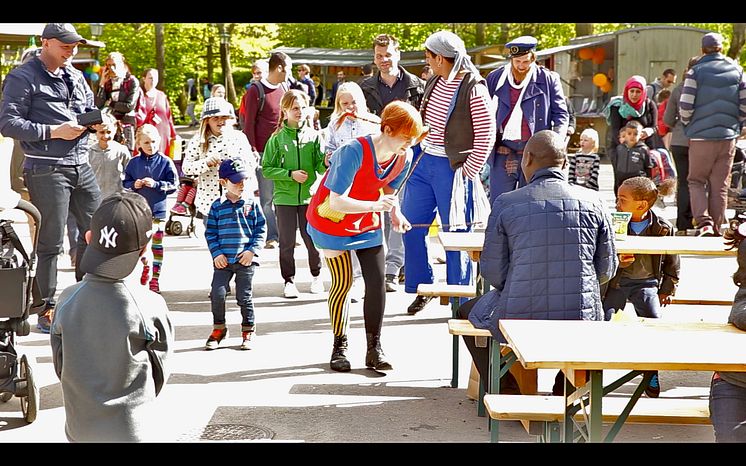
left=307, top=100, right=426, bottom=373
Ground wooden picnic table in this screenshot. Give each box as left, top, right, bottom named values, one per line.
left=498, top=318, right=746, bottom=442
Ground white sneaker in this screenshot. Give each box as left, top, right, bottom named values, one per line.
left=284, top=281, right=299, bottom=298
left=310, top=276, right=325, bottom=294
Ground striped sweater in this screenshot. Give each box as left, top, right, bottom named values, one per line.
left=205, top=195, right=266, bottom=264
left=421, top=76, right=496, bottom=179
left=568, top=152, right=600, bottom=191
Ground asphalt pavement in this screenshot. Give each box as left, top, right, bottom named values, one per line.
left=0, top=128, right=733, bottom=443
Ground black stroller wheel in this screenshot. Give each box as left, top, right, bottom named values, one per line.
left=164, top=219, right=173, bottom=235
left=170, top=221, right=183, bottom=236
left=0, top=392, right=11, bottom=402
left=19, top=354, right=38, bottom=423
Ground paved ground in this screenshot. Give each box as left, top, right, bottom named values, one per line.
left=0, top=129, right=736, bottom=443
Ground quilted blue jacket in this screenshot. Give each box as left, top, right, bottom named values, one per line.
left=468, top=167, right=618, bottom=341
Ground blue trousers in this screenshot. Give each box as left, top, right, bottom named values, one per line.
left=210, top=262, right=256, bottom=327
left=488, top=148, right=526, bottom=202
left=602, top=277, right=661, bottom=320
left=401, top=153, right=472, bottom=294
left=23, top=163, right=101, bottom=306
left=710, top=374, right=746, bottom=442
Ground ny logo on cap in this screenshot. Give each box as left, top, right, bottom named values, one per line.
left=99, top=226, right=118, bottom=248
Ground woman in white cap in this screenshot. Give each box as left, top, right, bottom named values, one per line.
left=182, top=97, right=256, bottom=225
left=401, top=30, right=496, bottom=315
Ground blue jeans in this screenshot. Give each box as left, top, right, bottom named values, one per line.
left=210, top=262, right=256, bottom=327
left=23, top=163, right=101, bottom=307
left=488, top=146, right=527, bottom=202
left=709, top=375, right=746, bottom=442
left=383, top=190, right=405, bottom=276
left=256, top=165, right=278, bottom=242
left=401, top=153, right=473, bottom=295
left=602, top=277, right=661, bottom=320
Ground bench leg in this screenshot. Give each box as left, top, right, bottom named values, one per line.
left=450, top=297, right=459, bottom=388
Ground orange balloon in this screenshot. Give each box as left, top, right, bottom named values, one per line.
left=592, top=47, right=606, bottom=64
left=592, top=73, right=608, bottom=87
left=578, top=48, right=593, bottom=60
left=601, top=82, right=613, bottom=93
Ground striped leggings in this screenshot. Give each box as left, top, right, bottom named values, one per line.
left=324, top=246, right=385, bottom=337
left=141, top=219, right=164, bottom=282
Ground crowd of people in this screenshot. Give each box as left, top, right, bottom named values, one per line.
left=1, top=22, right=746, bottom=443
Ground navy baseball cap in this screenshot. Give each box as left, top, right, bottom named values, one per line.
left=702, top=32, right=724, bottom=49
left=506, top=36, right=537, bottom=58
left=42, top=23, right=88, bottom=44
left=80, top=192, right=153, bottom=280
left=219, top=158, right=250, bottom=184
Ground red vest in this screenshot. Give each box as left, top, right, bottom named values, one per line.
left=307, top=137, right=406, bottom=236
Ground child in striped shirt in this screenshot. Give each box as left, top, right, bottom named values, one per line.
left=204, top=158, right=266, bottom=351
left=568, top=128, right=601, bottom=191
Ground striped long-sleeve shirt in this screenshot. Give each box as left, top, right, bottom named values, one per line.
left=567, top=152, right=600, bottom=191
left=421, top=77, right=496, bottom=179
left=205, top=195, right=266, bottom=264
left=679, top=53, right=746, bottom=137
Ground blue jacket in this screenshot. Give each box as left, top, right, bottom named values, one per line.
left=0, top=56, right=95, bottom=166
left=468, top=167, right=618, bottom=341
left=485, top=65, right=568, bottom=145
left=123, top=153, right=178, bottom=220
left=680, top=53, right=746, bottom=140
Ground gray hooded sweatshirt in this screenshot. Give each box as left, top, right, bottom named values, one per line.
left=51, top=274, right=173, bottom=442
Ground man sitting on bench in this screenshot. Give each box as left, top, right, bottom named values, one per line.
left=457, top=130, right=618, bottom=395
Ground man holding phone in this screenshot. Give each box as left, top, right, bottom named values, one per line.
left=0, top=23, right=101, bottom=333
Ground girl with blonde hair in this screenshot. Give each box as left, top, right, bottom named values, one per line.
left=568, top=127, right=601, bottom=191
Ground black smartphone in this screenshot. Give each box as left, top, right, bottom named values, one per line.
left=77, top=109, right=103, bottom=127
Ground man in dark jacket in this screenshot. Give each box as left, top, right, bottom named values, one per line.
left=0, top=23, right=101, bottom=333
left=679, top=32, right=746, bottom=236
left=360, top=33, right=425, bottom=291
left=457, top=130, right=617, bottom=393
left=360, top=33, right=424, bottom=115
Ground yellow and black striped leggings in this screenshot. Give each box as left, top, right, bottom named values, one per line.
left=324, top=245, right=386, bottom=337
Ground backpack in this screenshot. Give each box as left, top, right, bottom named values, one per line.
left=189, top=83, right=198, bottom=101
left=249, top=81, right=266, bottom=113
left=649, top=147, right=677, bottom=185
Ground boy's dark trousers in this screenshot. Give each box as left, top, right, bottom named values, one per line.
left=602, top=277, right=661, bottom=321
left=211, top=262, right=256, bottom=327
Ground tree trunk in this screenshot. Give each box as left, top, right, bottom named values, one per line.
left=217, top=23, right=237, bottom=107
left=727, top=23, right=746, bottom=60
left=476, top=23, right=485, bottom=46
left=575, top=23, right=594, bottom=38
left=498, top=23, right=510, bottom=46
left=206, top=36, right=214, bottom=84
left=154, top=24, right=166, bottom=91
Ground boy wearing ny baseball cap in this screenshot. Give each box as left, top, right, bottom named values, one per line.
left=50, top=191, right=174, bottom=442
left=204, top=158, right=266, bottom=350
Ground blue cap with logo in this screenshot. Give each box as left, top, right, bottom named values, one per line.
left=506, top=36, right=538, bottom=58
left=219, top=158, right=250, bottom=184
left=42, top=23, right=88, bottom=45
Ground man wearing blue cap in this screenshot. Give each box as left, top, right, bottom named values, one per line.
left=0, top=23, right=100, bottom=333
left=485, top=35, right=569, bottom=200
left=679, top=32, right=746, bottom=237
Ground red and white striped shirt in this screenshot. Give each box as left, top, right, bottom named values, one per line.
left=421, top=76, right=496, bottom=179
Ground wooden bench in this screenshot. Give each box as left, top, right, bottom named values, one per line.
left=416, top=283, right=477, bottom=390
left=484, top=394, right=711, bottom=442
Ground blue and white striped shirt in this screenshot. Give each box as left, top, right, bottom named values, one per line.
left=205, top=195, right=266, bottom=265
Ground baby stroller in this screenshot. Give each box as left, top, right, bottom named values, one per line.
left=728, top=143, right=746, bottom=225
left=165, top=177, right=197, bottom=237
left=0, top=197, right=43, bottom=423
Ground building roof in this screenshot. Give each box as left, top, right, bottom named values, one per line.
left=271, top=46, right=426, bottom=67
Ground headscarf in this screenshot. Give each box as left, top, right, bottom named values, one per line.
left=623, top=75, right=647, bottom=112
left=424, top=30, right=480, bottom=83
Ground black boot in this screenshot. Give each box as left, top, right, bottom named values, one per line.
left=330, top=335, right=351, bottom=372
left=365, top=332, right=393, bottom=371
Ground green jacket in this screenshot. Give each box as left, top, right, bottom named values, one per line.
left=262, top=122, right=327, bottom=206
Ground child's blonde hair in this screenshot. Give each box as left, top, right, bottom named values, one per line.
left=331, top=82, right=368, bottom=122
left=273, top=89, right=311, bottom=135
left=579, top=128, right=599, bottom=153
left=136, top=123, right=161, bottom=149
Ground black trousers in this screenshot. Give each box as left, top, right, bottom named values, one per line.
left=275, top=204, right=321, bottom=283
left=671, top=145, right=693, bottom=231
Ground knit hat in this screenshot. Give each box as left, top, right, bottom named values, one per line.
left=702, top=32, right=724, bottom=49
left=80, top=192, right=153, bottom=280
left=201, top=97, right=235, bottom=120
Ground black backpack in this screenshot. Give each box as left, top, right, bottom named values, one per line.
left=249, top=81, right=266, bottom=113
left=189, top=83, right=198, bottom=101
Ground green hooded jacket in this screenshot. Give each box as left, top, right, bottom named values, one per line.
left=261, top=121, right=327, bottom=206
